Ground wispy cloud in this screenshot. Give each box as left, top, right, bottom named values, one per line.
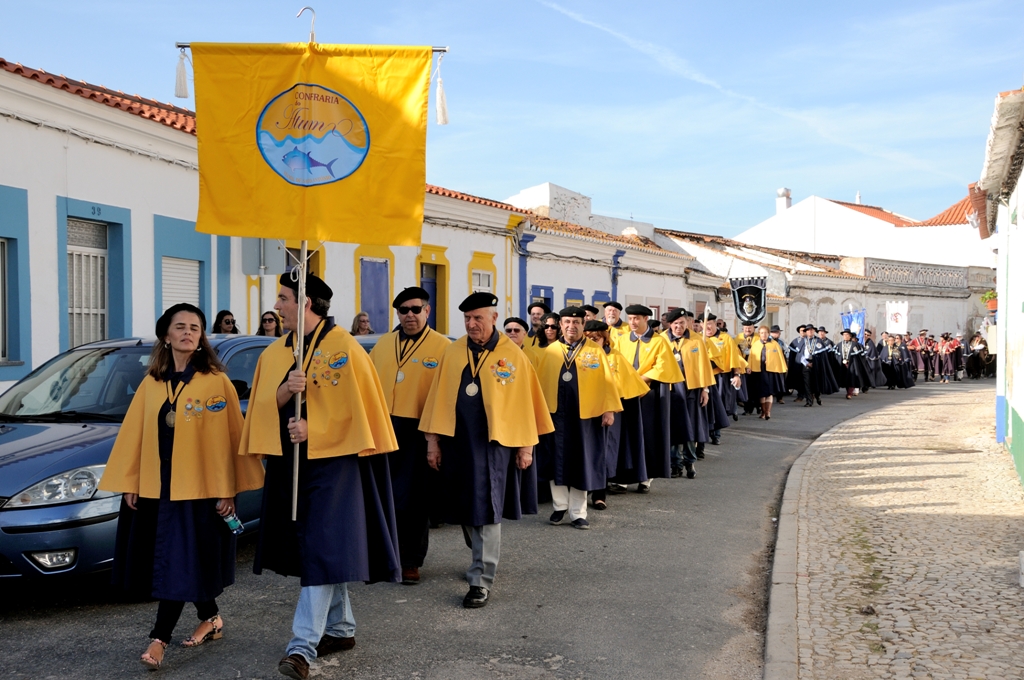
left=538, top=0, right=965, bottom=184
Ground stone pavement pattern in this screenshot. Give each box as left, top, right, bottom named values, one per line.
left=796, top=389, right=1024, bottom=679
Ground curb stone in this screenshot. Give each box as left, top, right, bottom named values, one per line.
left=762, top=410, right=880, bottom=680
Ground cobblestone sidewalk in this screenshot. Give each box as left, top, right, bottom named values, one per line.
left=793, top=388, right=1024, bottom=680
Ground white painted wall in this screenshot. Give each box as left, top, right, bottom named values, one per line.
left=736, top=195, right=998, bottom=268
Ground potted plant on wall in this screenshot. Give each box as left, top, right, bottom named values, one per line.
left=981, top=290, right=997, bottom=311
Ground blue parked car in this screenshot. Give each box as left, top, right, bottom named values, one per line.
left=0, top=331, right=391, bottom=581
left=0, top=335, right=276, bottom=580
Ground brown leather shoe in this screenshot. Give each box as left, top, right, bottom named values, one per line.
left=278, top=653, right=309, bottom=679
left=401, top=567, right=420, bottom=585
left=316, top=634, right=356, bottom=656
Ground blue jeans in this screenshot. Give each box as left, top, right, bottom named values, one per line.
left=671, top=442, right=696, bottom=469
left=287, top=584, right=356, bottom=662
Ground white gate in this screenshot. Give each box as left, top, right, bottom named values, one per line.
left=67, top=219, right=108, bottom=348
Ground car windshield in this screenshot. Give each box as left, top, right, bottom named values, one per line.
left=0, top=346, right=152, bottom=422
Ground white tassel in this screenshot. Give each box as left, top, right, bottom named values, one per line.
left=175, top=51, right=189, bottom=99
left=433, top=53, right=448, bottom=125
left=435, top=76, right=448, bottom=125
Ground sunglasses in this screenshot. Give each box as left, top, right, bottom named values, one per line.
left=543, top=324, right=559, bottom=330
left=222, top=319, right=235, bottom=325
left=262, top=318, right=276, bottom=323
left=397, top=305, right=424, bottom=315
left=504, top=327, right=523, bottom=333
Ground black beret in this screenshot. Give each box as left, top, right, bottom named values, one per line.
left=584, top=320, right=609, bottom=332
left=665, top=308, right=685, bottom=323
left=683, top=310, right=695, bottom=318
left=279, top=272, right=333, bottom=301
left=649, top=320, right=661, bottom=329
left=559, top=306, right=586, bottom=319
left=582, top=304, right=599, bottom=315
left=817, top=326, right=827, bottom=332
left=604, top=301, right=623, bottom=311
left=157, top=303, right=207, bottom=336
left=527, top=301, right=551, bottom=314
left=393, top=286, right=430, bottom=308
left=625, top=304, right=653, bottom=316
left=503, top=317, right=529, bottom=332
left=459, top=292, right=499, bottom=312
left=771, top=325, right=782, bottom=333
left=703, top=312, right=718, bottom=321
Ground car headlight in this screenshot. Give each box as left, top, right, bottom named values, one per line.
left=3, top=465, right=109, bottom=509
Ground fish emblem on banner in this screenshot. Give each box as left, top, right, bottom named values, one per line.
left=257, top=83, right=370, bottom=186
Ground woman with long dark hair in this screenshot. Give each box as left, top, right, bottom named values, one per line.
left=536, top=313, right=561, bottom=348
left=212, top=310, right=239, bottom=334
left=99, top=303, right=265, bottom=669
left=256, top=311, right=283, bottom=337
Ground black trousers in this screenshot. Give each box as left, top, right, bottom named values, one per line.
left=802, top=366, right=815, bottom=402
left=396, top=506, right=430, bottom=568
left=151, top=599, right=218, bottom=643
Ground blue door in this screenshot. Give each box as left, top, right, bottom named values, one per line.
left=360, top=258, right=390, bottom=333
left=420, top=263, right=437, bottom=330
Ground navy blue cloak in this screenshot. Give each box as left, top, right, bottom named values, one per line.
left=113, top=366, right=236, bottom=603
left=537, top=361, right=607, bottom=491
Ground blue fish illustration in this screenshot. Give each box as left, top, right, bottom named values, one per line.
left=282, top=147, right=337, bottom=178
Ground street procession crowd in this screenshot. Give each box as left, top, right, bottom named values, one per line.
left=95, top=273, right=989, bottom=678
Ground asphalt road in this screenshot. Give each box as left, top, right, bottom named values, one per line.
left=0, top=380, right=992, bottom=679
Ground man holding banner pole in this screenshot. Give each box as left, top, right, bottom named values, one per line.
left=187, top=35, right=436, bottom=680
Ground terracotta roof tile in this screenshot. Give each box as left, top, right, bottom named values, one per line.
left=425, top=184, right=527, bottom=213
left=531, top=215, right=681, bottom=255
left=828, top=199, right=919, bottom=227
left=916, top=195, right=972, bottom=226
left=1, top=57, right=196, bottom=135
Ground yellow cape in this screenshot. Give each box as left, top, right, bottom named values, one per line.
left=664, top=332, right=716, bottom=389
left=735, top=332, right=755, bottom=360
left=604, top=346, right=650, bottom=400
left=706, top=332, right=748, bottom=373
left=750, top=338, right=788, bottom=373
left=616, top=331, right=684, bottom=383
left=239, top=323, right=398, bottom=459
left=100, top=371, right=264, bottom=500
left=369, top=327, right=451, bottom=419
left=419, top=332, right=554, bottom=447
left=534, top=339, right=623, bottom=418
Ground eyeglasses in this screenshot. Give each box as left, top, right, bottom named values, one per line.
left=504, top=327, right=523, bottom=333
left=543, top=324, right=559, bottom=329
left=262, top=318, right=276, bottom=324
left=397, top=305, right=424, bottom=315
left=222, top=319, right=235, bottom=325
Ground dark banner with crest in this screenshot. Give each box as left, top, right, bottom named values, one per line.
left=729, top=277, right=767, bottom=325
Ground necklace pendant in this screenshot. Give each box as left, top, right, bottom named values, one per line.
left=165, top=410, right=176, bottom=428
left=674, top=352, right=682, bottom=362
left=562, top=371, right=573, bottom=382
left=465, top=382, right=480, bottom=397
left=396, top=370, right=406, bottom=383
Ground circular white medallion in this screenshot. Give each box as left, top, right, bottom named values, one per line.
left=165, top=411, right=176, bottom=428
left=396, top=370, right=405, bottom=383
left=465, top=383, right=480, bottom=397
left=562, top=371, right=573, bottom=382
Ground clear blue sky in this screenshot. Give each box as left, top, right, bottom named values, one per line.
left=3, top=1, right=1022, bottom=235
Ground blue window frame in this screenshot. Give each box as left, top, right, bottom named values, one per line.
left=0, top=185, right=31, bottom=381
left=57, top=197, right=132, bottom=352
left=153, top=215, right=212, bottom=316
left=592, top=290, right=611, bottom=305
left=530, top=285, right=553, bottom=311
left=217, top=236, right=231, bottom=312
left=564, top=288, right=584, bottom=307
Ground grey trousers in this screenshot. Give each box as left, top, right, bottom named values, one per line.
left=464, top=523, right=501, bottom=590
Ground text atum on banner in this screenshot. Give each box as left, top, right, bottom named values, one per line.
left=192, top=42, right=432, bottom=246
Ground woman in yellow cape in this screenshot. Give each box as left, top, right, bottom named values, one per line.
left=99, top=303, right=264, bottom=669
left=749, top=325, right=788, bottom=420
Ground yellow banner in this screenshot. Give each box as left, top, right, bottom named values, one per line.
left=192, top=43, right=431, bottom=245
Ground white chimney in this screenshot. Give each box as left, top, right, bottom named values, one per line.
left=855, top=191, right=861, bottom=205
left=776, top=188, right=792, bottom=215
